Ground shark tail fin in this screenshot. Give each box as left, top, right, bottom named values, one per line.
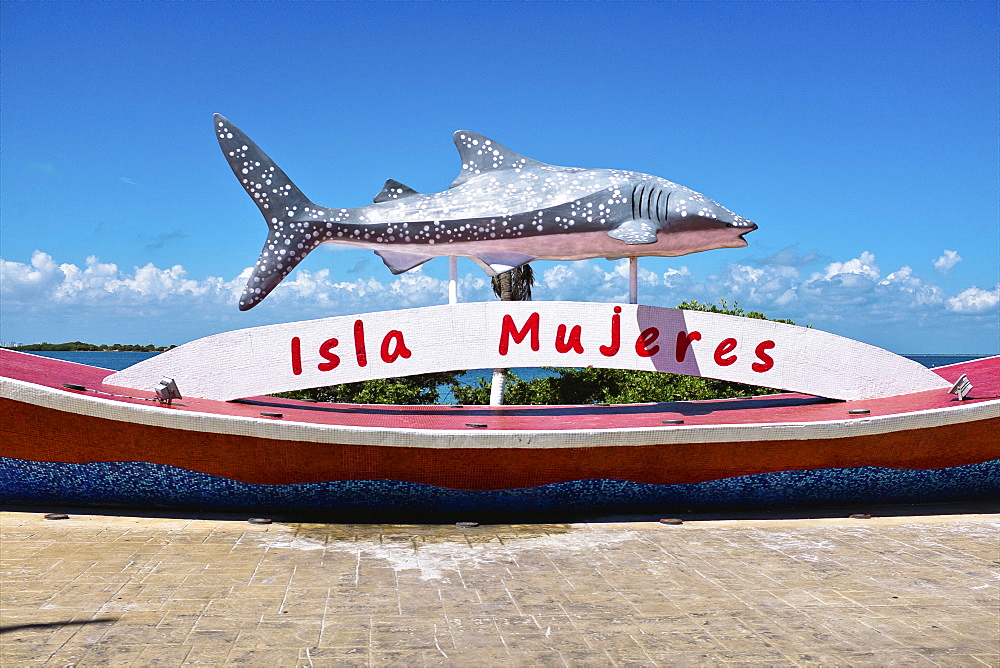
left=215, top=114, right=326, bottom=311
left=214, top=114, right=315, bottom=220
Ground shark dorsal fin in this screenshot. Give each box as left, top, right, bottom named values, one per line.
left=373, top=179, right=420, bottom=203
left=450, top=131, right=546, bottom=188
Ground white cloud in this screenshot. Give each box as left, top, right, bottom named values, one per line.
left=947, top=286, right=1000, bottom=314
left=933, top=249, right=962, bottom=274
left=784, top=254, right=960, bottom=326
left=535, top=260, right=694, bottom=304
left=878, top=266, right=941, bottom=300
left=819, top=250, right=880, bottom=281
left=1, top=250, right=997, bottom=350
left=1, top=252, right=236, bottom=306
left=0, top=250, right=64, bottom=298
left=0, top=251, right=494, bottom=317
left=711, top=263, right=801, bottom=306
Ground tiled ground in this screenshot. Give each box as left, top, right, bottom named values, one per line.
left=1, top=508, right=997, bottom=666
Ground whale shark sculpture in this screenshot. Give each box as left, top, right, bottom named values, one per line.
left=214, top=114, right=757, bottom=310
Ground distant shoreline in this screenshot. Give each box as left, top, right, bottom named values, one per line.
left=3, top=342, right=176, bottom=352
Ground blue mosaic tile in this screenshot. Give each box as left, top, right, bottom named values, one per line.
left=1, top=457, right=997, bottom=514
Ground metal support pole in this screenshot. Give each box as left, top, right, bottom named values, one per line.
left=489, top=369, right=506, bottom=406
left=629, top=257, right=638, bottom=305
left=448, top=257, right=459, bottom=305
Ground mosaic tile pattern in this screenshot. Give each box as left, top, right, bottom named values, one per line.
left=2, top=457, right=997, bottom=514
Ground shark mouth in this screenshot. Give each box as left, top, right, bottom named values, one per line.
left=735, top=219, right=758, bottom=245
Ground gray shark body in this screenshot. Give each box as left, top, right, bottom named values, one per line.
left=214, top=114, right=756, bottom=310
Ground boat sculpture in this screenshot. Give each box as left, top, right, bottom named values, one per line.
left=2, top=331, right=997, bottom=514
left=2, top=117, right=997, bottom=514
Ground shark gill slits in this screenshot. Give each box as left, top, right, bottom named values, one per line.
left=656, top=190, right=668, bottom=223
left=630, top=183, right=668, bottom=224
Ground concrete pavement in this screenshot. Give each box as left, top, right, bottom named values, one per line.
left=1, top=505, right=998, bottom=666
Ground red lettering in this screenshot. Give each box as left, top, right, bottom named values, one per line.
left=353, top=320, right=367, bottom=367
left=318, top=338, right=340, bottom=372
left=675, top=330, right=701, bottom=362
left=714, top=338, right=738, bottom=366
left=600, top=306, right=622, bottom=357
left=380, top=330, right=412, bottom=363
left=290, top=336, right=303, bottom=375
left=555, top=324, right=584, bottom=354
left=752, top=340, right=775, bottom=373
left=635, top=327, right=660, bottom=357
left=499, top=312, right=540, bottom=355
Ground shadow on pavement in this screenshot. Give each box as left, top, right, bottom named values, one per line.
left=4, top=499, right=998, bottom=527
left=0, top=617, right=119, bottom=635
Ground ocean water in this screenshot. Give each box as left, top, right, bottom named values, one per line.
left=902, top=354, right=994, bottom=368
left=17, top=351, right=993, bottom=404
left=22, top=350, right=164, bottom=370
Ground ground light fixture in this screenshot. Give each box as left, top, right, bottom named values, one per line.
left=154, top=377, right=182, bottom=406
left=949, top=374, right=973, bottom=400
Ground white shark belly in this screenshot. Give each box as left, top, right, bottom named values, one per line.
left=321, top=227, right=745, bottom=262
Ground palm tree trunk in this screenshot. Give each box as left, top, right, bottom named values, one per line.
left=498, top=270, right=513, bottom=301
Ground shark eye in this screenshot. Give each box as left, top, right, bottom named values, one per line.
left=725, top=223, right=734, bottom=228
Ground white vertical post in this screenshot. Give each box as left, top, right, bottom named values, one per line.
left=629, top=257, right=638, bottom=305
left=489, top=368, right=506, bottom=406
left=448, top=256, right=458, bottom=305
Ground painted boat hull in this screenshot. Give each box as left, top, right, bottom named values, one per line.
left=2, top=350, right=998, bottom=513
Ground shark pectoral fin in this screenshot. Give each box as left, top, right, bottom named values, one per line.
left=450, top=131, right=547, bottom=188
left=374, top=249, right=435, bottom=274
left=472, top=252, right=535, bottom=275
left=608, top=220, right=659, bottom=245
left=373, top=179, right=420, bottom=203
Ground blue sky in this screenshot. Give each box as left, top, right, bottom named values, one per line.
left=2, top=1, right=997, bottom=353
